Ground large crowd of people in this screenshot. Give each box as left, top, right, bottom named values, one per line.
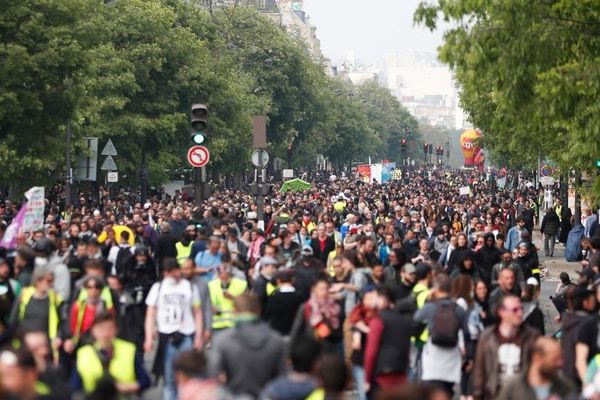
left=0, top=167, right=599, bottom=400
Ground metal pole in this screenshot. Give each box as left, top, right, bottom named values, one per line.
left=65, top=122, right=72, bottom=207
left=193, top=167, right=202, bottom=205
left=141, top=148, right=148, bottom=204
left=257, top=165, right=264, bottom=225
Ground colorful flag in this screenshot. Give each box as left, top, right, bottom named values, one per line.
left=0, top=204, right=27, bottom=249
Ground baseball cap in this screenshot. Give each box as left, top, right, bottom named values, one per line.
left=301, top=245, right=314, bottom=256
left=401, top=263, right=416, bottom=274
left=526, top=277, right=539, bottom=286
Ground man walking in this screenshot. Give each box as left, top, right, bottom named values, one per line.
left=144, top=258, right=203, bottom=400
left=506, top=216, right=527, bottom=252
left=497, top=337, right=576, bottom=399
left=413, top=274, right=468, bottom=397
left=540, top=208, right=560, bottom=257
left=472, top=294, right=539, bottom=400
left=209, top=294, right=286, bottom=398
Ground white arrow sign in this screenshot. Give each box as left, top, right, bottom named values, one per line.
left=101, top=139, right=118, bottom=156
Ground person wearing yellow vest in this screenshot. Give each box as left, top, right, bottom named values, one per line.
left=72, top=312, right=150, bottom=396
left=10, top=265, right=72, bottom=358
left=0, top=346, right=51, bottom=400
left=301, top=211, right=317, bottom=234
left=252, top=256, right=278, bottom=318
left=175, top=225, right=196, bottom=265
left=69, top=277, right=115, bottom=347
left=208, top=265, right=248, bottom=333
left=412, top=263, right=433, bottom=344
left=144, top=258, right=204, bottom=400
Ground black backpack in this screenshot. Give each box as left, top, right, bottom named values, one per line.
left=430, top=300, right=460, bottom=347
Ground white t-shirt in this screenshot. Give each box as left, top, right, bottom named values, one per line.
left=145, top=279, right=200, bottom=335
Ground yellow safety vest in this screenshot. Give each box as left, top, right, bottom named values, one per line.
left=334, top=201, right=346, bottom=213
left=306, top=388, right=325, bottom=400
left=35, top=381, right=51, bottom=396
left=77, top=338, right=137, bottom=393
left=78, top=286, right=114, bottom=310
left=266, top=282, right=277, bottom=296
left=555, top=205, right=562, bottom=222
left=208, top=278, right=248, bottom=330
left=19, top=287, right=62, bottom=340
left=72, top=298, right=111, bottom=345
left=175, top=241, right=193, bottom=265
left=412, top=283, right=430, bottom=343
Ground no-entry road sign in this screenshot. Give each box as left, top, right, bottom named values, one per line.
left=187, top=146, right=210, bottom=168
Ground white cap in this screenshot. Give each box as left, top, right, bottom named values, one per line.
left=143, top=202, right=151, bottom=210
left=92, top=209, right=101, bottom=217
left=526, top=277, right=539, bottom=286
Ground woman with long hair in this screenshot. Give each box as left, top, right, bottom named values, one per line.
left=451, top=212, right=464, bottom=235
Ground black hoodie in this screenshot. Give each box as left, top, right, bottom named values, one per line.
left=476, top=233, right=501, bottom=287
left=561, top=310, right=592, bottom=386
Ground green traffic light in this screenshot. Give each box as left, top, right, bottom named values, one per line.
left=596, top=159, right=600, bottom=167
left=192, top=133, right=205, bottom=144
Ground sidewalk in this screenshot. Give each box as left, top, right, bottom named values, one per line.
left=532, top=232, right=580, bottom=335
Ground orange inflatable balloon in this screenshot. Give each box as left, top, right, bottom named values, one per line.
left=460, top=129, right=483, bottom=167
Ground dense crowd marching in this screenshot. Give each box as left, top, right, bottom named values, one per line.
left=1, top=167, right=600, bottom=400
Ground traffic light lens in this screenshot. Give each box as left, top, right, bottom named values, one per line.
left=596, top=159, right=600, bottom=167
left=192, top=133, right=205, bottom=144
left=192, top=107, right=208, bottom=117
left=192, top=121, right=207, bottom=131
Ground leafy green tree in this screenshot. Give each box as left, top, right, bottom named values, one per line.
left=0, top=0, right=98, bottom=190
left=415, top=0, right=600, bottom=182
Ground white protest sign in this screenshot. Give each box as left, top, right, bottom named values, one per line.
left=22, top=186, right=45, bottom=233
left=459, top=186, right=471, bottom=196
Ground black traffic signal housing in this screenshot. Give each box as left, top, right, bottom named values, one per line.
left=424, top=143, right=429, bottom=154
left=400, top=138, right=407, bottom=152
left=190, top=104, right=208, bottom=144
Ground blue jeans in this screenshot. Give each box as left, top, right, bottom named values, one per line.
left=352, top=365, right=367, bottom=400
left=163, top=334, right=194, bottom=400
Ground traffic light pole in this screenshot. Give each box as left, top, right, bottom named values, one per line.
left=65, top=121, right=72, bottom=207
left=194, top=166, right=205, bottom=205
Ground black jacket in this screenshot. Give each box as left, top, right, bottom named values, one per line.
left=476, top=234, right=501, bottom=287
left=310, top=236, right=335, bottom=264
left=373, top=309, right=412, bottom=376
left=541, top=210, right=560, bottom=235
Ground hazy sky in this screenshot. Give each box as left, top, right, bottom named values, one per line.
left=302, top=0, right=445, bottom=64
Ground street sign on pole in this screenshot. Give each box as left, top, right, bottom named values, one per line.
left=74, top=137, right=99, bottom=181
left=100, top=155, right=118, bottom=171
left=540, top=176, right=555, bottom=186
left=101, top=139, right=118, bottom=156
left=252, top=116, right=267, bottom=149
left=187, top=146, right=210, bottom=168
left=107, top=172, right=119, bottom=183
left=251, top=150, right=269, bottom=167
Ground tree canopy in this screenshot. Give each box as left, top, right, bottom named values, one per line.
left=415, top=0, right=600, bottom=197
left=0, top=0, right=419, bottom=194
